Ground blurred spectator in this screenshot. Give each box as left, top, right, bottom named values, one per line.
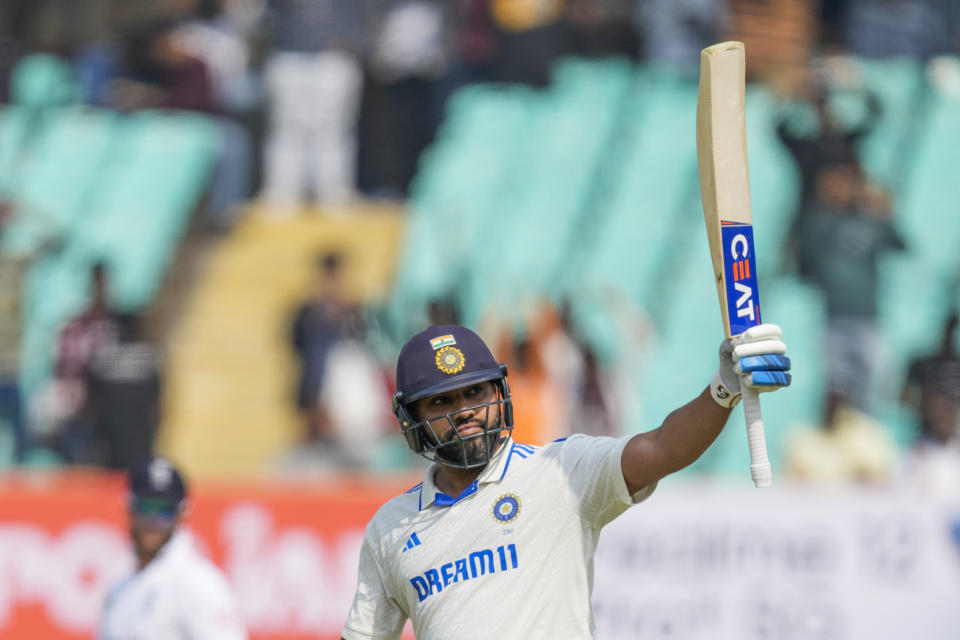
left=489, top=0, right=567, bottom=86
left=168, top=0, right=264, bottom=229
left=370, top=1, right=452, bottom=87
left=45, top=261, right=121, bottom=462
left=361, top=0, right=455, bottom=198
left=497, top=330, right=565, bottom=445
left=538, top=311, right=582, bottom=438
left=0, top=193, right=65, bottom=464
left=289, top=251, right=362, bottom=446
left=785, top=389, right=897, bottom=484
left=564, top=0, right=636, bottom=60
left=71, top=1, right=198, bottom=108
left=451, top=0, right=499, bottom=85
left=0, top=2, right=29, bottom=103
left=845, top=0, right=954, bottom=60
left=726, top=0, right=818, bottom=80
left=576, top=344, right=617, bottom=436
left=259, top=0, right=374, bottom=209
left=47, top=0, right=145, bottom=108
left=312, top=330, right=391, bottom=468
left=776, top=71, right=881, bottom=226
left=797, top=159, right=904, bottom=410
left=0, top=202, right=30, bottom=463
left=489, top=301, right=619, bottom=444
left=283, top=251, right=390, bottom=470
left=820, top=0, right=854, bottom=49
left=167, top=1, right=263, bottom=114
left=427, top=295, right=461, bottom=326
left=634, top=0, right=727, bottom=74
left=108, top=18, right=214, bottom=113
left=538, top=301, right=617, bottom=438
left=86, top=312, right=163, bottom=470
left=900, top=311, right=960, bottom=498
left=106, top=13, right=258, bottom=230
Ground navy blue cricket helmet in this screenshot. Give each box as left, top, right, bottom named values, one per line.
left=128, top=458, right=187, bottom=512
left=393, top=325, right=513, bottom=468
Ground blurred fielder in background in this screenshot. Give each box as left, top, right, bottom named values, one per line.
left=99, top=458, right=247, bottom=640
left=341, top=323, right=791, bottom=639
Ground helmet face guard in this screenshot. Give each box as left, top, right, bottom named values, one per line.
left=394, top=325, right=515, bottom=469
left=393, top=373, right=514, bottom=469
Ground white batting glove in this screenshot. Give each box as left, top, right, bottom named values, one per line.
left=710, top=324, right=791, bottom=408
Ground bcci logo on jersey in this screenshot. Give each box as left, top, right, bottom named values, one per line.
left=491, top=494, right=521, bottom=523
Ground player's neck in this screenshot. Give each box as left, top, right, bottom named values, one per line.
left=434, top=465, right=484, bottom=498
left=136, top=552, right=157, bottom=571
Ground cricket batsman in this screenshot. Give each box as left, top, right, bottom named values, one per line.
left=341, top=323, right=790, bottom=639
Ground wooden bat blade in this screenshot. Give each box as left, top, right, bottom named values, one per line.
left=697, top=41, right=771, bottom=488
left=696, top=41, right=760, bottom=339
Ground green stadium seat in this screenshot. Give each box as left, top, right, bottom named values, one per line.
left=2, top=108, right=116, bottom=255
left=393, top=60, right=635, bottom=333
left=0, top=107, right=31, bottom=193
left=17, top=109, right=218, bottom=401
left=878, top=258, right=952, bottom=379
left=895, top=76, right=960, bottom=279
left=386, top=55, right=950, bottom=473
left=72, top=110, right=218, bottom=308
left=480, top=61, right=633, bottom=319
left=390, top=84, right=536, bottom=334
left=9, top=53, right=76, bottom=110
left=565, top=71, right=699, bottom=318
left=854, top=57, right=925, bottom=189
left=660, top=277, right=826, bottom=477
left=744, top=87, right=800, bottom=255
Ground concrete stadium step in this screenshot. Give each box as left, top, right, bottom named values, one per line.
left=159, top=201, right=406, bottom=479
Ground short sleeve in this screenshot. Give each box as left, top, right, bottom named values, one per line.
left=342, top=526, right=406, bottom=640
left=548, top=435, right=655, bottom=528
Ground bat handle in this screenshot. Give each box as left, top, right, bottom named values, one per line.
left=741, top=386, right=772, bottom=488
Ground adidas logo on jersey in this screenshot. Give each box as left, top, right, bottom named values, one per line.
left=401, top=532, right=422, bottom=553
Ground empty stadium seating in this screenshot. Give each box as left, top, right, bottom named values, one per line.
left=386, top=55, right=960, bottom=476
left=5, top=51, right=958, bottom=476
left=0, top=55, right=219, bottom=453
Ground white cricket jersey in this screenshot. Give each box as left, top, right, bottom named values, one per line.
left=99, top=531, right=247, bottom=640
left=342, top=434, right=656, bottom=639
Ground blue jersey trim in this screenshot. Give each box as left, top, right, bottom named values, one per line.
left=498, top=444, right=517, bottom=481
left=498, top=442, right=538, bottom=481
left=512, top=444, right=536, bottom=458
left=406, top=482, right=423, bottom=494
left=434, top=480, right=478, bottom=507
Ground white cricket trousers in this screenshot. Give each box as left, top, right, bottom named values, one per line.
left=261, top=49, right=363, bottom=208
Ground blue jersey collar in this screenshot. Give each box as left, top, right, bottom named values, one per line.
left=420, top=437, right=516, bottom=509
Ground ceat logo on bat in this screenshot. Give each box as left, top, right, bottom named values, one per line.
left=721, top=221, right=762, bottom=335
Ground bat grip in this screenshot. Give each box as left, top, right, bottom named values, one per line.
left=741, top=386, right=771, bottom=488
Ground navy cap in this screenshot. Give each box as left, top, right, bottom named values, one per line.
left=129, top=458, right=187, bottom=504
left=396, top=325, right=504, bottom=403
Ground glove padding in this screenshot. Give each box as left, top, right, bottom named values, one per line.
left=711, top=324, right=792, bottom=408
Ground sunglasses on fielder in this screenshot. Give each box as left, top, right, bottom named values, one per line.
left=129, top=496, right=183, bottom=524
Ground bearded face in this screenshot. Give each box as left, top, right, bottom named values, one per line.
left=411, top=381, right=507, bottom=468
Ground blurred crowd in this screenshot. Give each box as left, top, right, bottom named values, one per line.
left=0, top=0, right=959, bottom=496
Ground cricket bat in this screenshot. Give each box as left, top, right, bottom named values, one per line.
left=696, top=41, right=771, bottom=488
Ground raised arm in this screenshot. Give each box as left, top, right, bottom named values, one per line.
left=620, top=325, right=791, bottom=494
left=621, top=388, right=731, bottom=494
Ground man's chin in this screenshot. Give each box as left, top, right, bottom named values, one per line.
left=436, top=433, right=500, bottom=467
